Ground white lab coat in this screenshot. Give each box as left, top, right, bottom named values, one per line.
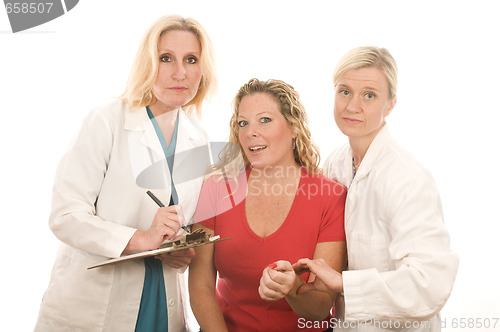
left=324, top=125, right=459, bottom=332
left=35, top=100, right=211, bottom=332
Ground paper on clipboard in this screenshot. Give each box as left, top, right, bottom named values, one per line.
left=88, top=230, right=230, bottom=270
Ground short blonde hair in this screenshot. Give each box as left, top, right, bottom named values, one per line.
left=219, top=78, right=321, bottom=175
left=333, top=46, right=398, bottom=99
left=121, top=15, right=217, bottom=116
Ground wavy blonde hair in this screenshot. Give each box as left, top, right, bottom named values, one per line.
left=120, top=15, right=217, bottom=117
left=217, top=78, right=321, bottom=175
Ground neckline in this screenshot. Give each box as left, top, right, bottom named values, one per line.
left=146, top=106, right=179, bottom=151
left=240, top=167, right=305, bottom=242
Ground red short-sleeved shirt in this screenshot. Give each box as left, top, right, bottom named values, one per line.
left=194, top=168, right=346, bottom=332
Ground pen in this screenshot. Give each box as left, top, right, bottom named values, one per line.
left=146, top=190, right=191, bottom=234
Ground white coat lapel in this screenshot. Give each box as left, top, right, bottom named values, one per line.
left=344, top=147, right=356, bottom=226
left=125, top=107, right=172, bottom=204
left=172, top=110, right=210, bottom=221
left=345, top=125, right=390, bottom=227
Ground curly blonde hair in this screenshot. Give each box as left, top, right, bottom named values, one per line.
left=217, top=78, right=321, bottom=175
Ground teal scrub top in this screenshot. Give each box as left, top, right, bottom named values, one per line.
left=135, top=107, right=179, bottom=332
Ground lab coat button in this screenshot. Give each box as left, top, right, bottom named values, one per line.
left=168, top=299, right=175, bottom=307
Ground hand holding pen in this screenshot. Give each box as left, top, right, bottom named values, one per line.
left=147, top=190, right=191, bottom=234
left=123, top=198, right=186, bottom=253
left=145, top=190, right=196, bottom=269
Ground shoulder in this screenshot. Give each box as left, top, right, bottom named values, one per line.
left=202, top=169, right=246, bottom=194
left=90, top=98, right=128, bottom=118
left=380, top=138, right=435, bottom=184
left=323, top=143, right=351, bottom=185
left=372, top=138, right=440, bottom=205
left=324, top=143, right=350, bottom=167
left=85, top=99, right=129, bottom=130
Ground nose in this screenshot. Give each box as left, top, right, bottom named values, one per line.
left=172, top=61, right=186, bottom=80
left=245, top=122, right=258, bottom=138
left=346, top=97, right=362, bottom=113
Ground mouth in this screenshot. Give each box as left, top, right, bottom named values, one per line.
left=169, top=87, right=187, bottom=92
left=249, top=145, right=267, bottom=152
left=344, top=117, right=362, bottom=124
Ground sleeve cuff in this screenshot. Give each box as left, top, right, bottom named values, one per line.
left=342, top=268, right=379, bottom=321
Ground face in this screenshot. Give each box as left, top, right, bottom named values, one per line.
left=237, top=93, right=296, bottom=170
left=334, top=66, right=396, bottom=143
left=151, top=30, right=202, bottom=114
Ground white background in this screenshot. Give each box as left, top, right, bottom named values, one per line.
left=1, top=0, right=499, bottom=330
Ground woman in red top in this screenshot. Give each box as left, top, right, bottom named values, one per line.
left=189, top=78, right=347, bottom=331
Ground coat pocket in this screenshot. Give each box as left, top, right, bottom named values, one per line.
left=347, top=231, right=390, bottom=272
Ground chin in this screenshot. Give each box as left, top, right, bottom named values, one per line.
left=249, top=161, right=264, bottom=169
left=336, top=127, right=353, bottom=137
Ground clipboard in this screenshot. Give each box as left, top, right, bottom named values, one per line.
left=88, top=230, right=230, bottom=270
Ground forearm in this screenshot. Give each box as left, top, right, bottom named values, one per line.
left=50, top=210, right=136, bottom=258
left=188, top=223, right=226, bottom=331
left=189, top=283, right=228, bottom=332
left=124, top=230, right=147, bottom=253
left=286, top=275, right=334, bottom=321
left=343, top=252, right=458, bottom=322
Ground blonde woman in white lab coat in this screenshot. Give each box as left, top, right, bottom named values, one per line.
left=34, top=15, right=216, bottom=332
left=294, top=46, right=458, bottom=332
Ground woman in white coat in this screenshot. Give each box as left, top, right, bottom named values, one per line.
left=293, top=46, right=459, bottom=331
left=34, top=15, right=217, bottom=332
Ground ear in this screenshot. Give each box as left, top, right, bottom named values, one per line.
left=384, top=96, right=397, bottom=117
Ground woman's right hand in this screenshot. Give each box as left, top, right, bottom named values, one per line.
left=124, top=205, right=184, bottom=253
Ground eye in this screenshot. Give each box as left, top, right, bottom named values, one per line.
left=160, top=55, right=171, bottom=63
left=238, top=120, right=248, bottom=127
left=186, top=56, right=198, bottom=64
left=365, top=92, right=376, bottom=99
left=260, top=117, right=271, bottom=124
left=339, top=89, right=350, bottom=96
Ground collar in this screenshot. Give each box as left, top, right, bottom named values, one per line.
left=350, top=124, right=392, bottom=180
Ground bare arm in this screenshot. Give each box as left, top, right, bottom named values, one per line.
left=188, top=223, right=228, bottom=332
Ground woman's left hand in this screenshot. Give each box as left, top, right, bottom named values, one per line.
left=155, top=248, right=196, bottom=269
left=258, top=260, right=303, bottom=301
left=292, top=258, right=343, bottom=294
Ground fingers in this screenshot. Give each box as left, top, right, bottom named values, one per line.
left=155, top=248, right=196, bottom=269
left=259, top=261, right=296, bottom=301
left=293, top=258, right=328, bottom=276
left=270, top=260, right=293, bottom=272
left=259, top=272, right=286, bottom=301
left=292, top=258, right=312, bottom=275
left=168, top=248, right=196, bottom=258
left=292, top=258, right=343, bottom=294
left=152, top=205, right=185, bottom=240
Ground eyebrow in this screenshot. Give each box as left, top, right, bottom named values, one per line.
left=237, top=111, right=273, bottom=119
left=158, top=49, right=201, bottom=56
left=337, top=83, right=382, bottom=92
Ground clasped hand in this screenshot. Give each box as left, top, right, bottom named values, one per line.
left=259, top=258, right=343, bottom=301
left=258, top=260, right=303, bottom=301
